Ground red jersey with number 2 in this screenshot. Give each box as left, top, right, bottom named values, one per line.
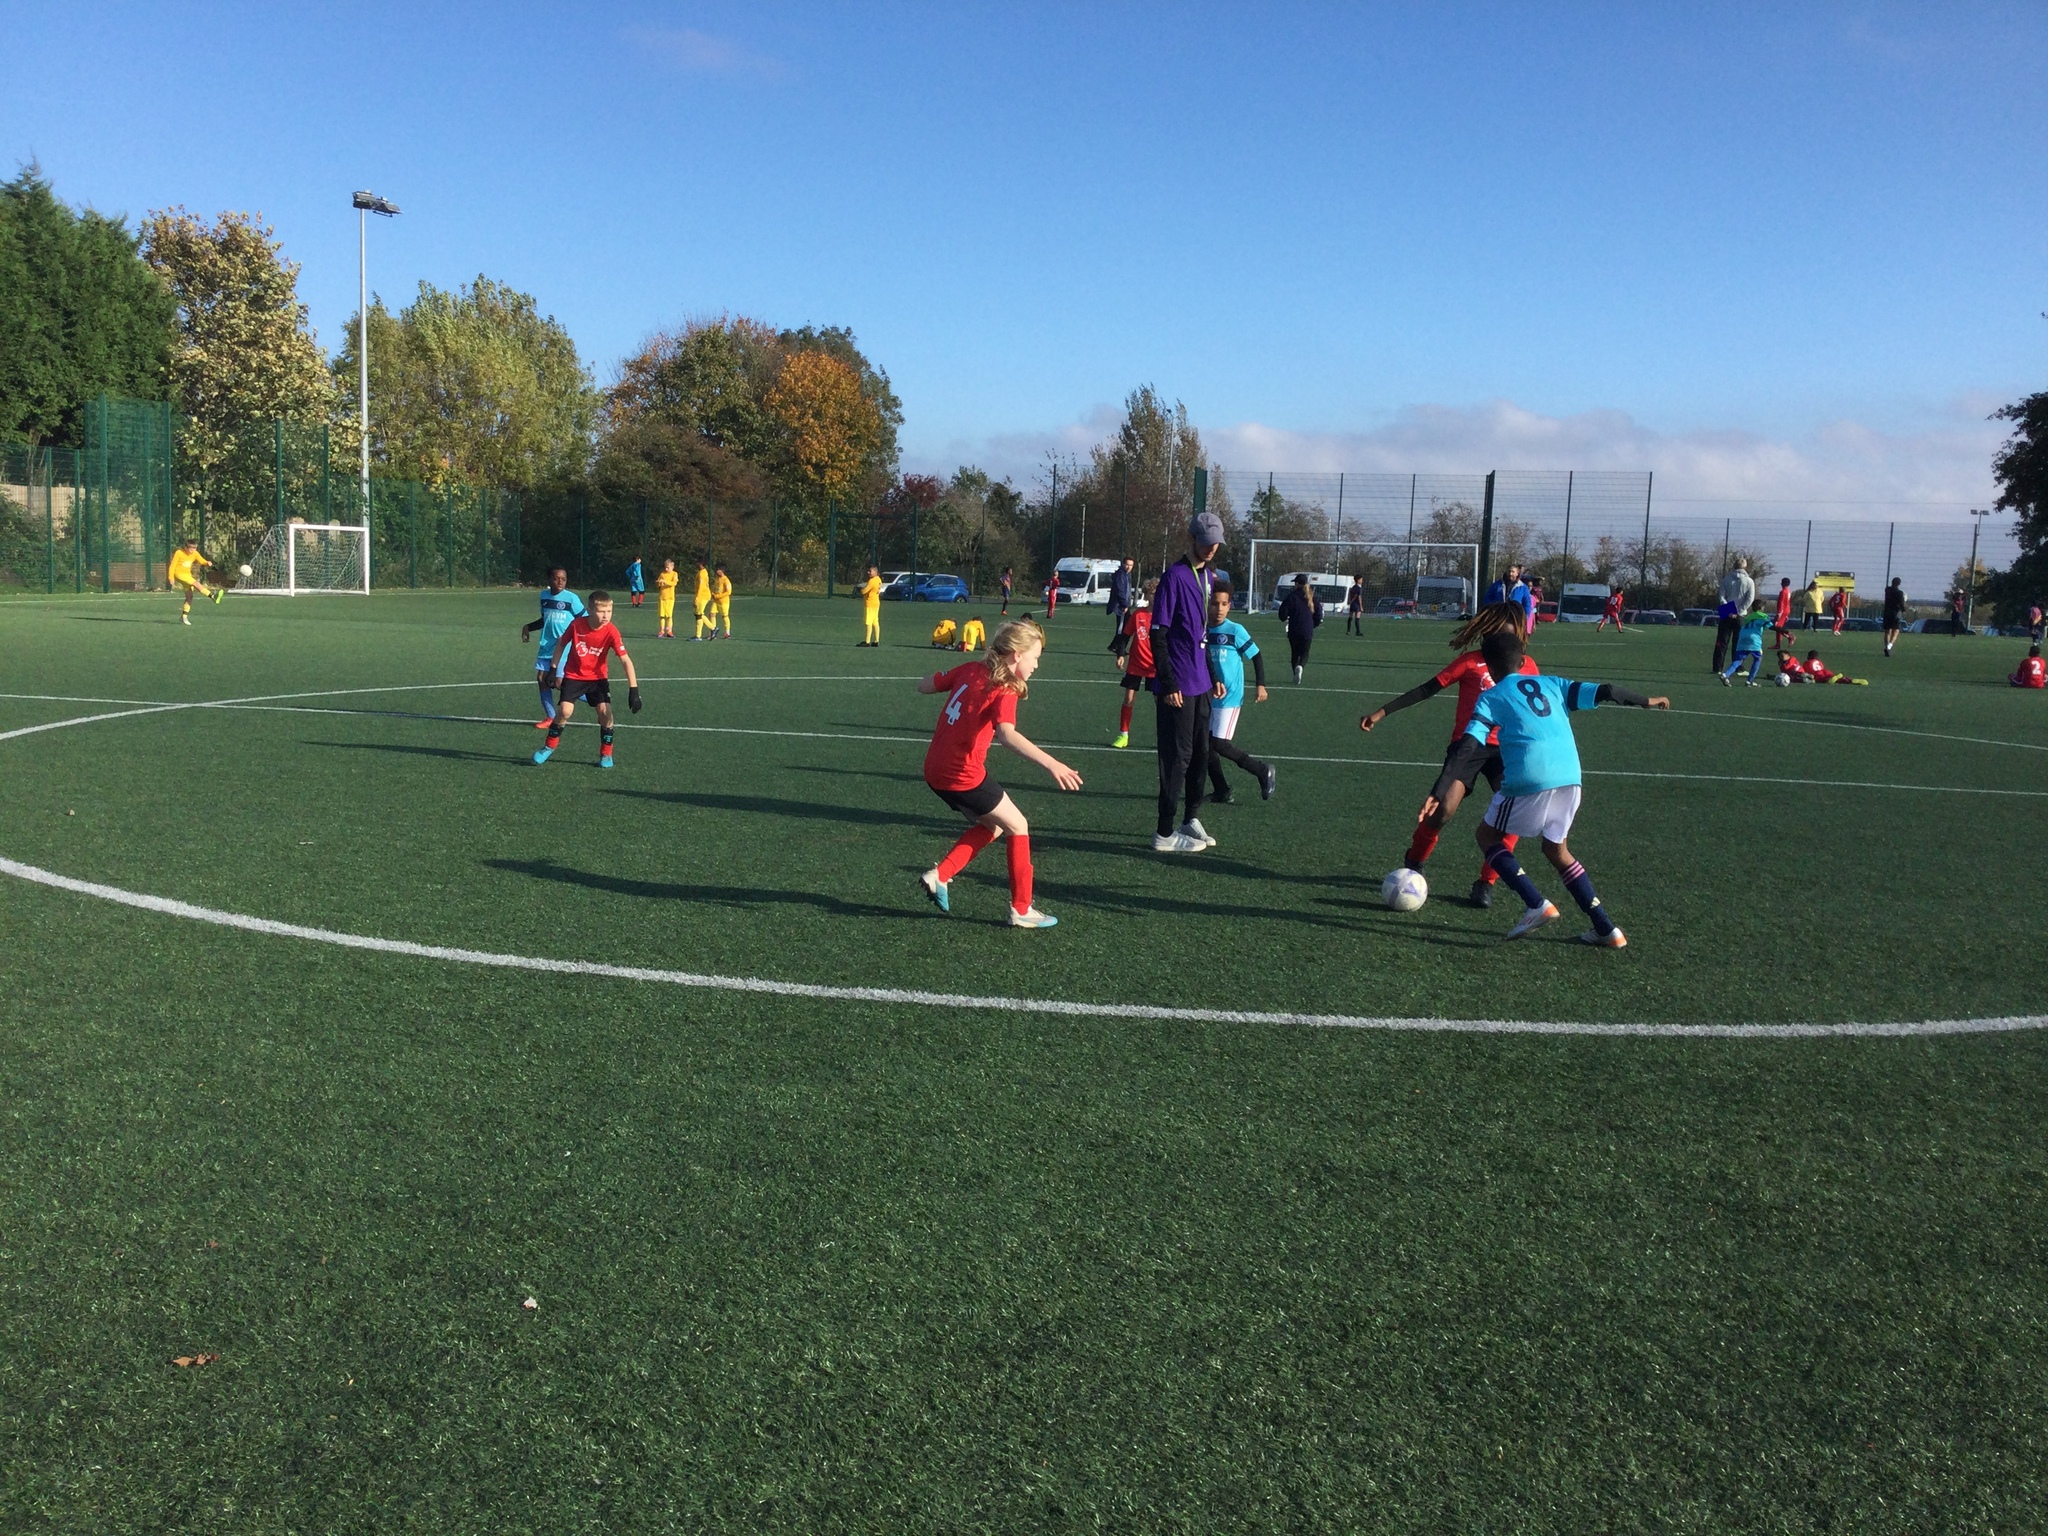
left=560, top=617, right=628, bottom=681
left=1435, top=649, right=1539, bottom=746
left=924, top=663, right=1019, bottom=790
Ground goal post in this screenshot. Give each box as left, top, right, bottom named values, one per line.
left=236, top=522, right=371, bottom=596
left=1244, top=539, right=1480, bottom=616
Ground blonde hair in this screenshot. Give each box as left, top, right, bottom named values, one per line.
left=986, top=618, right=1044, bottom=696
left=1449, top=600, right=1528, bottom=650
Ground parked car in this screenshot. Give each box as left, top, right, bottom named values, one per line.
left=1678, top=607, right=1719, bottom=626
left=1624, top=608, right=1678, bottom=626
left=1910, top=616, right=1975, bottom=634
left=877, top=570, right=914, bottom=600
left=1535, top=602, right=1559, bottom=624
left=910, top=574, right=970, bottom=603
left=1373, top=596, right=1417, bottom=615
left=1840, top=616, right=1881, bottom=633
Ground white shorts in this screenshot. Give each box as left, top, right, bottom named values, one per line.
left=1210, top=705, right=1241, bottom=741
left=1483, top=785, right=1581, bottom=843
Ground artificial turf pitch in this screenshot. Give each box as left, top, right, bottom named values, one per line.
left=2, top=589, right=2044, bottom=1531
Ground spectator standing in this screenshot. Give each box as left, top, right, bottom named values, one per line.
left=1713, top=557, right=1757, bottom=673
left=1345, top=576, right=1365, bottom=635
left=1483, top=563, right=1522, bottom=608
left=1107, top=557, right=1135, bottom=629
left=2029, top=601, right=2044, bottom=643
left=1149, top=514, right=1225, bottom=853
left=999, top=567, right=1013, bottom=615
left=1278, top=572, right=1322, bottom=683
left=1951, top=592, right=1966, bottom=635
left=1802, top=579, right=1824, bottom=631
left=1882, top=577, right=1907, bottom=656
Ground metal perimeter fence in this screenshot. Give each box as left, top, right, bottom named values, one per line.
left=1221, top=470, right=2021, bottom=622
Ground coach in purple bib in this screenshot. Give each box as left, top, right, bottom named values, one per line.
left=1148, top=512, right=1225, bottom=853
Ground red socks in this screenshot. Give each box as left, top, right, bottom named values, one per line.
left=937, top=824, right=999, bottom=883
left=1007, top=834, right=1033, bottom=914
left=1119, top=700, right=1133, bottom=732
left=1405, top=826, right=1440, bottom=869
left=1479, top=832, right=1517, bottom=885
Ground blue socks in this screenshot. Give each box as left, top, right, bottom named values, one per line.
left=1560, top=859, right=1617, bottom=935
left=1486, top=845, right=1547, bottom=910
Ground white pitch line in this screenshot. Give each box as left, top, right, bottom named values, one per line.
left=2, top=852, right=2041, bottom=1040
left=1664, top=705, right=2048, bottom=755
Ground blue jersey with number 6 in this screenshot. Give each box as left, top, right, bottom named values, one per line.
left=1463, top=673, right=1603, bottom=795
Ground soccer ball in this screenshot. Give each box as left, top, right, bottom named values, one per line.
left=1775, top=671, right=1791, bottom=688
left=238, top=564, right=253, bottom=577
left=1381, top=867, right=1428, bottom=912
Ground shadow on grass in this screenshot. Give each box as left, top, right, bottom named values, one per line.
left=306, top=737, right=525, bottom=767
left=486, top=857, right=912, bottom=918
left=607, top=787, right=947, bottom=831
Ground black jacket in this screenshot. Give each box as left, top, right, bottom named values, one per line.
left=1279, top=589, right=1321, bottom=638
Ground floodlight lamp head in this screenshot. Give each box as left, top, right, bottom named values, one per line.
left=352, top=190, right=401, bottom=217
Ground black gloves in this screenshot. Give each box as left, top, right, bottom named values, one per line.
left=628, top=687, right=642, bottom=714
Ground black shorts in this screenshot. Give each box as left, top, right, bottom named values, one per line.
left=559, top=677, right=611, bottom=707
left=929, top=775, right=1006, bottom=819
left=1431, top=734, right=1503, bottom=802
left=1120, top=672, right=1152, bottom=693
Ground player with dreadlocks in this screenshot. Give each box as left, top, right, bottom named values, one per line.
left=1358, top=601, right=1538, bottom=908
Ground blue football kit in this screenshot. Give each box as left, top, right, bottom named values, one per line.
left=535, top=589, right=587, bottom=670
left=1464, top=673, right=1604, bottom=795
left=1204, top=620, right=1261, bottom=709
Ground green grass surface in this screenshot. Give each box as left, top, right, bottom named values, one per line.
left=3, top=589, right=2045, bottom=1531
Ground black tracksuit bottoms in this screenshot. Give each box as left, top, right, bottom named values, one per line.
left=1155, top=691, right=1211, bottom=836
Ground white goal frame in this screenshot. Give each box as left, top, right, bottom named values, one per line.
left=236, top=522, right=372, bottom=596
left=1244, top=539, right=1480, bottom=613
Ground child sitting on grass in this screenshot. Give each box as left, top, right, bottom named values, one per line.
left=2010, top=644, right=2045, bottom=689
left=930, top=618, right=958, bottom=648
left=1803, top=650, right=1869, bottom=686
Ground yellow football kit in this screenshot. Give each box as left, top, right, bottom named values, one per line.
left=960, top=618, right=986, bottom=652
left=654, top=568, right=680, bottom=634
left=711, top=574, right=733, bottom=636
left=168, top=548, right=210, bottom=589
left=931, top=619, right=957, bottom=647
left=860, top=575, right=883, bottom=644
left=693, top=567, right=712, bottom=639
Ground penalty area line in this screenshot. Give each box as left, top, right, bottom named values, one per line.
left=1, top=852, right=2043, bottom=1040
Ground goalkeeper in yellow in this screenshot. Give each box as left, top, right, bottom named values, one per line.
left=691, top=561, right=712, bottom=641
left=168, top=539, right=222, bottom=625
left=710, top=565, right=733, bottom=638
left=654, top=558, right=680, bottom=638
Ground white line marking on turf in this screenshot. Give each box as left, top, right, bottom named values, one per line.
left=1665, top=706, right=2048, bottom=755
left=2, top=852, right=2042, bottom=1039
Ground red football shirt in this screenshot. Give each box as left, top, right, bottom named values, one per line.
left=923, top=663, right=1019, bottom=790
left=1806, top=658, right=1835, bottom=682
left=1604, top=592, right=1625, bottom=617
left=1775, top=588, right=1793, bottom=626
left=560, top=617, right=627, bottom=681
left=1779, top=653, right=1806, bottom=676
left=2017, top=656, right=2046, bottom=688
left=1434, top=649, right=1539, bottom=745
left=1121, top=608, right=1155, bottom=678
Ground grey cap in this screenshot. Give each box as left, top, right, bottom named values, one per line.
left=1189, top=511, right=1225, bottom=547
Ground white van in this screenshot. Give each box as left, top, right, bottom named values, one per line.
left=1269, top=571, right=1350, bottom=611
left=1052, top=557, right=1123, bottom=605
left=1557, top=582, right=1612, bottom=623
left=1414, top=575, right=1471, bottom=615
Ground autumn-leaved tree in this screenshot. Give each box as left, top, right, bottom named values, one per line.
left=142, top=208, right=345, bottom=549
left=766, top=349, right=883, bottom=511
left=1984, top=392, right=2048, bottom=624
left=334, top=277, right=596, bottom=489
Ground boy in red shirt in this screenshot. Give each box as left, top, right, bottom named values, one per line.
left=1595, top=588, right=1625, bottom=632
left=535, top=590, right=642, bottom=767
left=917, top=619, right=1081, bottom=928
left=1359, top=601, right=1535, bottom=908
left=1776, top=644, right=1808, bottom=681
left=1803, top=650, right=1868, bottom=686
left=1774, top=577, right=1794, bottom=630
left=2010, top=645, right=2045, bottom=689
left=1109, top=577, right=1156, bottom=748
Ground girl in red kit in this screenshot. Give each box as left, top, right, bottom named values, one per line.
left=917, top=619, right=1081, bottom=928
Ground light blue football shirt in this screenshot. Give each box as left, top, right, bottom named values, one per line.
left=535, top=588, right=586, bottom=667
left=1733, top=610, right=1773, bottom=654
left=1204, top=619, right=1261, bottom=709
left=1464, top=673, right=1603, bottom=795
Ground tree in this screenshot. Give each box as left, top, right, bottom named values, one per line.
left=0, top=166, right=173, bottom=444
left=1056, top=385, right=1211, bottom=579
left=765, top=349, right=883, bottom=510
left=334, top=277, right=597, bottom=489
left=1984, top=392, right=2048, bottom=624
left=142, top=207, right=344, bottom=549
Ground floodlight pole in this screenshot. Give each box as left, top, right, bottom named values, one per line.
left=352, top=191, right=400, bottom=590
left=1966, top=509, right=1990, bottom=629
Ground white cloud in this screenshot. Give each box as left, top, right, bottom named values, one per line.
left=625, top=26, right=787, bottom=79
left=914, top=396, right=2008, bottom=514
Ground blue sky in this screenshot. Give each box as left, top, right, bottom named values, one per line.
left=5, top=3, right=2042, bottom=508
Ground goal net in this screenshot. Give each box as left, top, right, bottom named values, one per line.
left=237, top=522, right=370, bottom=595
left=1244, top=540, right=1480, bottom=617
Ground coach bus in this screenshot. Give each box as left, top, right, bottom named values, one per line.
left=1557, top=582, right=1612, bottom=622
